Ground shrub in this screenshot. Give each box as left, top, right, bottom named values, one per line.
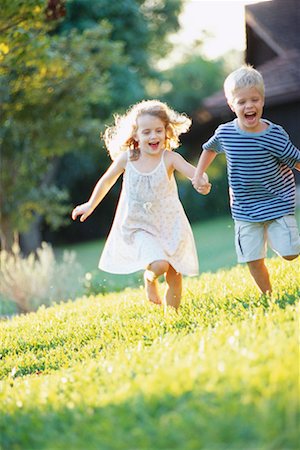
left=0, top=242, right=84, bottom=313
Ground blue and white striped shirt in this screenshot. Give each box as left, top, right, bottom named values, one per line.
left=203, top=119, right=300, bottom=222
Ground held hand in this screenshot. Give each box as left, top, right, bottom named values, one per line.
left=192, top=173, right=212, bottom=195
left=71, top=202, right=94, bottom=222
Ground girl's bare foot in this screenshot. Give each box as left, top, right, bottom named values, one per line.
left=144, top=270, right=162, bottom=305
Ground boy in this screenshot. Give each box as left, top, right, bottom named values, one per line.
left=193, top=65, right=300, bottom=294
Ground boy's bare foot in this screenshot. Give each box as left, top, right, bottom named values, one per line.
left=144, top=270, right=162, bottom=305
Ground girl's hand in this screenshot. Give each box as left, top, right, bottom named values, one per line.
left=71, top=202, right=94, bottom=222
left=192, top=173, right=212, bottom=195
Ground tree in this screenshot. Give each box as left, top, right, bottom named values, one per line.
left=49, top=0, right=185, bottom=118
left=160, top=45, right=226, bottom=115
left=0, top=0, right=123, bottom=250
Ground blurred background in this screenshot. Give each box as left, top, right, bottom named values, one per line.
left=1, top=0, right=299, bottom=311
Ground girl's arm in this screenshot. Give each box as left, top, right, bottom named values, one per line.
left=192, top=149, right=217, bottom=191
left=72, top=152, right=127, bottom=222
left=295, top=162, right=300, bottom=171
left=166, top=151, right=211, bottom=195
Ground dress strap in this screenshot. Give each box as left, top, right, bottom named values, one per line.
left=161, top=149, right=172, bottom=179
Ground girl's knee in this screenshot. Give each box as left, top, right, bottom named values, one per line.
left=165, top=266, right=182, bottom=283
left=169, top=268, right=182, bottom=280
left=149, top=260, right=170, bottom=276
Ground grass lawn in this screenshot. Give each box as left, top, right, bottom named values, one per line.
left=1, top=258, right=299, bottom=450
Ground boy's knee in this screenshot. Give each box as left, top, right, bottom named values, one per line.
left=282, top=254, right=298, bottom=261
left=247, top=259, right=265, bottom=270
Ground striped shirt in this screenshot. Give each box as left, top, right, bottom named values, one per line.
left=203, top=119, right=300, bottom=222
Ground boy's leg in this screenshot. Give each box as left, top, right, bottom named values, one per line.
left=267, top=215, right=300, bottom=261
left=164, top=265, right=182, bottom=309
left=247, top=259, right=272, bottom=294
left=235, top=220, right=272, bottom=294
left=144, top=260, right=170, bottom=305
left=282, top=255, right=298, bottom=260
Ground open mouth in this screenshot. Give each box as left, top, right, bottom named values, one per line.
left=245, top=113, right=256, bottom=120
left=149, top=142, right=160, bottom=150
left=244, top=112, right=256, bottom=122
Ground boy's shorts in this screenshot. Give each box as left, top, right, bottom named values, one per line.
left=234, top=215, right=300, bottom=263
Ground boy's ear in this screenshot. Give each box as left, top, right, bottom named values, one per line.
left=227, top=100, right=235, bottom=112
left=228, top=104, right=235, bottom=113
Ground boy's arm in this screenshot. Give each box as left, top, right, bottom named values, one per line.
left=72, top=153, right=126, bottom=222
left=295, top=162, right=300, bottom=171
left=192, top=149, right=217, bottom=191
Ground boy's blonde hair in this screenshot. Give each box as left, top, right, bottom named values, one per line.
left=224, top=65, right=265, bottom=103
left=103, top=99, right=192, bottom=160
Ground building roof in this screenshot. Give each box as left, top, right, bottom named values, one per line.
left=246, top=0, right=300, bottom=53
left=203, top=49, right=300, bottom=116
left=201, top=0, right=300, bottom=119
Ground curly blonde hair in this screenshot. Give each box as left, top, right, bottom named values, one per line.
left=102, top=99, right=192, bottom=160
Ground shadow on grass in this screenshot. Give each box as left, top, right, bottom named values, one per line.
left=1, top=388, right=296, bottom=450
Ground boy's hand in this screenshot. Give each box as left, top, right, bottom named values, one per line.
left=192, top=173, right=212, bottom=195
left=71, top=202, right=93, bottom=222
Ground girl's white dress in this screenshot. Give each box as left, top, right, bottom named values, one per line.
left=99, top=151, right=199, bottom=275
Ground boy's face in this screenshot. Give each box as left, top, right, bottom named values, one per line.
left=228, top=86, right=265, bottom=133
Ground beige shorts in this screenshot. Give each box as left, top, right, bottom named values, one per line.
left=234, top=215, right=300, bottom=263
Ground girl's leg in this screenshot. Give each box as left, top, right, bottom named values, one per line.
left=144, top=260, right=170, bottom=305
left=164, top=265, right=182, bottom=309
left=247, top=258, right=272, bottom=294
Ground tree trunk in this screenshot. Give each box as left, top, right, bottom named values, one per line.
left=19, top=216, right=43, bottom=255
left=0, top=215, right=42, bottom=255
left=0, top=216, right=19, bottom=251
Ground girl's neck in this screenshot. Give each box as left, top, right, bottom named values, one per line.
left=131, top=148, right=165, bottom=172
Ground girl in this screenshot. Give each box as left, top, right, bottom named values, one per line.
left=72, top=100, right=211, bottom=309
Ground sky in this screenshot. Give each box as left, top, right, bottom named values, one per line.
left=162, top=0, right=272, bottom=67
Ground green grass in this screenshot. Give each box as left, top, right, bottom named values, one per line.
left=0, top=257, right=299, bottom=450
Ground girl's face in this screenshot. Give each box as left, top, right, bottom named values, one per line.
left=229, top=86, right=265, bottom=132
left=134, top=114, right=166, bottom=155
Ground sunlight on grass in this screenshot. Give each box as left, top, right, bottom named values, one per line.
left=0, top=257, right=299, bottom=450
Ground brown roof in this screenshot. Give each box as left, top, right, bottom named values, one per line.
left=259, top=49, right=300, bottom=105
left=201, top=0, right=300, bottom=118
left=246, top=0, right=300, bottom=53
left=203, top=49, right=300, bottom=115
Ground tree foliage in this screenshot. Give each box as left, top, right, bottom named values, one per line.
left=54, top=0, right=183, bottom=113
left=161, top=45, right=226, bottom=115
left=0, top=0, right=123, bottom=249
